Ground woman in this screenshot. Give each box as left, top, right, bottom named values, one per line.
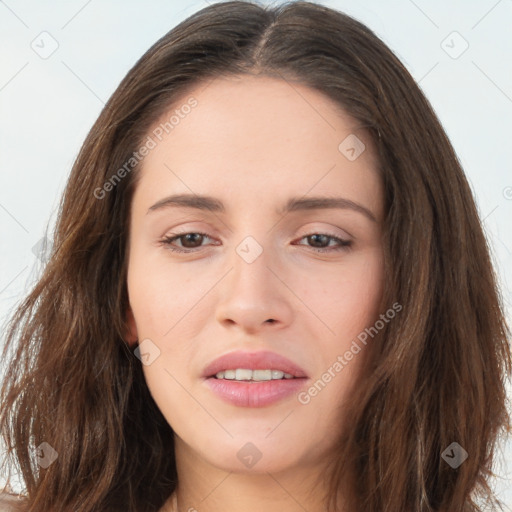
left=1, top=1, right=510, bottom=511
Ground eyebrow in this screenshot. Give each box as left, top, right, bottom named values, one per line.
left=147, top=194, right=377, bottom=222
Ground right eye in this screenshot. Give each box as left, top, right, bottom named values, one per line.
left=159, top=231, right=216, bottom=253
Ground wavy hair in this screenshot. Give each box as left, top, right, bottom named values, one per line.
left=1, top=1, right=511, bottom=511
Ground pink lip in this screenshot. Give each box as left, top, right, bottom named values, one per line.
left=201, top=350, right=309, bottom=408
left=201, top=350, right=308, bottom=378
left=204, top=378, right=307, bottom=407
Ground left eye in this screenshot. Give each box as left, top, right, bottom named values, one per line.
left=295, top=233, right=352, bottom=252
left=160, top=231, right=352, bottom=254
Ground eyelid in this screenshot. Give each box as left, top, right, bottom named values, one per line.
left=295, top=223, right=354, bottom=242
left=160, top=223, right=352, bottom=242
left=158, top=228, right=353, bottom=255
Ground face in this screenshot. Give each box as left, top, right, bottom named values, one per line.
left=126, top=74, right=384, bottom=477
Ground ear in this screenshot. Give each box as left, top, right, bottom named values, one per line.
left=124, top=307, right=138, bottom=346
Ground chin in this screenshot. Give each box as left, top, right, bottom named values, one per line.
left=195, top=436, right=304, bottom=475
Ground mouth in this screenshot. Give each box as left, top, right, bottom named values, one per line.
left=202, top=349, right=308, bottom=380
left=202, top=350, right=309, bottom=407
left=210, top=368, right=299, bottom=381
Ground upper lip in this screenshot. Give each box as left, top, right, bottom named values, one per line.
left=202, top=350, right=308, bottom=378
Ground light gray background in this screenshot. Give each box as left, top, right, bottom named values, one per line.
left=1, top=0, right=511, bottom=506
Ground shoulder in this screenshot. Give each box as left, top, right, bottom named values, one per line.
left=0, top=493, right=27, bottom=512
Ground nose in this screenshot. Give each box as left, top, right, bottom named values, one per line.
left=214, top=243, right=294, bottom=334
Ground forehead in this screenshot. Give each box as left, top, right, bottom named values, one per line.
left=133, top=74, right=382, bottom=218
left=152, top=74, right=371, bottom=155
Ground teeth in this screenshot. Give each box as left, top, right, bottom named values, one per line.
left=214, top=369, right=295, bottom=381
left=235, top=368, right=252, bottom=380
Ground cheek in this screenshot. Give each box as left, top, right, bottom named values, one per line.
left=304, top=251, right=384, bottom=337
left=298, top=259, right=383, bottom=424
left=127, top=249, right=199, bottom=339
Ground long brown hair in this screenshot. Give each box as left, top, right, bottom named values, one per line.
left=1, top=1, right=510, bottom=511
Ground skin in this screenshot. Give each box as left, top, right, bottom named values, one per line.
left=125, top=74, right=384, bottom=512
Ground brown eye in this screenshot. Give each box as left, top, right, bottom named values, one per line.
left=307, top=234, right=331, bottom=248
left=296, top=233, right=352, bottom=253
left=178, top=233, right=205, bottom=248
left=160, top=232, right=213, bottom=253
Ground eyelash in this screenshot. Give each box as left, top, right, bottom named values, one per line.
left=159, top=231, right=352, bottom=254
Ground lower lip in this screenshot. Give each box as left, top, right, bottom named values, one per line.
left=204, top=377, right=308, bottom=407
